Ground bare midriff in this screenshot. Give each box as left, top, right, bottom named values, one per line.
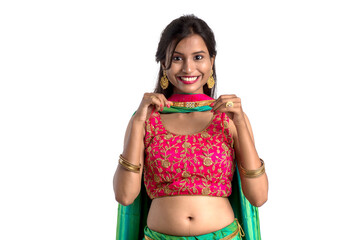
left=146, top=195, right=235, bottom=236
left=146, top=111, right=236, bottom=236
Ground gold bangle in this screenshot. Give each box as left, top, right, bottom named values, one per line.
left=119, top=154, right=141, bottom=168
left=119, top=160, right=141, bottom=172
left=240, top=158, right=265, bottom=177
left=119, top=160, right=140, bottom=172
left=119, top=160, right=140, bottom=173
left=242, top=167, right=265, bottom=178
left=118, top=154, right=141, bottom=173
left=240, top=158, right=265, bottom=178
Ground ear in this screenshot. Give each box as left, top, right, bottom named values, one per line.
left=210, top=55, right=215, bottom=68
left=161, top=61, right=166, bottom=70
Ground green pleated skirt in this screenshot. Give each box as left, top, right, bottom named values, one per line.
left=143, top=218, right=245, bottom=240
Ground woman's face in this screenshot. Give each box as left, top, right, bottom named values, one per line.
left=164, top=34, right=215, bottom=94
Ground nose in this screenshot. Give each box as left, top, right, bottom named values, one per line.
left=182, top=58, right=194, bottom=73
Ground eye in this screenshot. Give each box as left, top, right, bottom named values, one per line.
left=172, top=56, right=182, bottom=61
left=195, top=55, right=203, bottom=60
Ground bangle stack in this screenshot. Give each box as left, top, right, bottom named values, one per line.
left=239, top=158, right=265, bottom=178
left=118, top=154, right=141, bottom=173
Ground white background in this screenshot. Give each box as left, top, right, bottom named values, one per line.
left=1, top=0, right=358, bottom=239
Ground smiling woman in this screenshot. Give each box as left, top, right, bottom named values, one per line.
left=165, top=34, right=215, bottom=95
left=153, top=15, right=218, bottom=99
left=113, top=14, right=268, bottom=240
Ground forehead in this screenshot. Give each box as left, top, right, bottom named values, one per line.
left=174, top=34, right=208, bottom=53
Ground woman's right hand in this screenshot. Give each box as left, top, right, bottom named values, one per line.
left=133, top=93, right=172, bottom=122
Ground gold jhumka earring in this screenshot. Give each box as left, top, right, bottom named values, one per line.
left=160, top=70, right=169, bottom=89
left=207, top=70, right=215, bottom=89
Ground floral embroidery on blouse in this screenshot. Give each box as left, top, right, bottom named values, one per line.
left=143, top=111, right=235, bottom=199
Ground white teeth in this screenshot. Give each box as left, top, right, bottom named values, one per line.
left=180, top=76, right=198, bottom=81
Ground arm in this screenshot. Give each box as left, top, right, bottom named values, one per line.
left=112, top=115, right=145, bottom=206
left=112, top=93, right=172, bottom=206
left=211, top=94, right=268, bottom=207
left=231, top=112, right=268, bottom=207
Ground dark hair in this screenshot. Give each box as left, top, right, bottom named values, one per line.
left=154, top=14, right=217, bottom=98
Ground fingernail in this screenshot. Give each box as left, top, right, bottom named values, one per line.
left=210, top=103, right=214, bottom=107
left=211, top=109, right=214, bottom=112
left=160, top=104, right=163, bottom=108
left=167, top=103, right=170, bottom=108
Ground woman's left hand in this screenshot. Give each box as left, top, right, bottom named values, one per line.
left=211, top=94, right=245, bottom=126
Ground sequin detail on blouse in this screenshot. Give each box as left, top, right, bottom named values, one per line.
left=143, top=111, right=235, bottom=199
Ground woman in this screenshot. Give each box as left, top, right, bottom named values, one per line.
left=113, top=15, right=268, bottom=240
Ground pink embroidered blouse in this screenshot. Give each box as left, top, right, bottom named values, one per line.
left=143, top=111, right=236, bottom=199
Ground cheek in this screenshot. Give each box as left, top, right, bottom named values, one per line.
left=168, top=69, right=176, bottom=76
left=198, top=61, right=212, bottom=71
left=199, top=63, right=212, bottom=77
left=167, top=65, right=180, bottom=76
left=166, top=69, right=178, bottom=83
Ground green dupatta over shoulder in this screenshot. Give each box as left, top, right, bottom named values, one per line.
left=116, top=94, right=261, bottom=239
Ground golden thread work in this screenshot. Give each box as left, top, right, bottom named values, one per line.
left=171, top=100, right=215, bottom=108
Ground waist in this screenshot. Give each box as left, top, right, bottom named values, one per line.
left=144, top=170, right=234, bottom=199
left=147, top=195, right=235, bottom=236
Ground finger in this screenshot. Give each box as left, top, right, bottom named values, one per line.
left=154, top=94, right=165, bottom=111
left=158, top=94, right=171, bottom=110
left=156, top=94, right=174, bottom=110
left=213, top=102, right=241, bottom=114
left=149, top=95, right=163, bottom=112
left=212, top=97, right=241, bottom=112
left=215, top=103, right=240, bottom=113
left=210, top=95, right=238, bottom=110
left=166, top=100, right=174, bottom=108
left=162, top=95, right=174, bottom=108
left=154, top=94, right=168, bottom=111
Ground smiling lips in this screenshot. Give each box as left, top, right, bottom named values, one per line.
left=177, top=76, right=200, bottom=84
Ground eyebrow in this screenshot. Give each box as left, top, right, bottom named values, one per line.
left=173, top=50, right=206, bottom=55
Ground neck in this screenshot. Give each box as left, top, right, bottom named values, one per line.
left=173, top=87, right=205, bottom=95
